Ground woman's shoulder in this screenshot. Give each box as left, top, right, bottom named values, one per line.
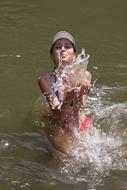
left=85, top=70, right=92, bottom=81
left=40, top=71, right=54, bottom=81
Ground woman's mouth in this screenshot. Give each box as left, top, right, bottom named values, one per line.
left=61, top=54, right=67, bottom=59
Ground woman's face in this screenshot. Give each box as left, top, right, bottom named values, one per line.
left=51, top=38, right=76, bottom=66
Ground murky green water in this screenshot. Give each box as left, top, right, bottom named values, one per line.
left=0, top=0, right=127, bottom=189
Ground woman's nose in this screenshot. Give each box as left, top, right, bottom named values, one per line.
left=61, top=46, right=66, bottom=51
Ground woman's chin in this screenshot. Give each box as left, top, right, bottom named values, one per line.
left=61, top=59, right=69, bottom=65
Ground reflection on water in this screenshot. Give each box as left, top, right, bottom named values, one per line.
left=0, top=0, right=127, bottom=189
left=33, top=84, right=127, bottom=190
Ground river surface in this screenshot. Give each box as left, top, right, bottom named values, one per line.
left=0, top=0, right=127, bottom=190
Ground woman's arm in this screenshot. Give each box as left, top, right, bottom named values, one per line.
left=38, top=73, right=61, bottom=109
left=38, top=73, right=54, bottom=96
left=70, top=70, right=92, bottom=108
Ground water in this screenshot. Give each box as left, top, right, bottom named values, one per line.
left=54, top=49, right=90, bottom=88
left=33, top=85, right=127, bottom=190
left=0, top=0, right=127, bottom=189
left=52, top=49, right=90, bottom=107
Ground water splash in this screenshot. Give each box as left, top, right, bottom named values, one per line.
left=57, top=86, right=127, bottom=189
left=33, top=76, right=127, bottom=190
left=53, top=49, right=90, bottom=99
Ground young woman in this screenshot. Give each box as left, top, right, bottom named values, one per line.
left=38, top=31, right=92, bottom=154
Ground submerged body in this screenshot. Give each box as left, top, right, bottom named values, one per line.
left=42, top=89, right=93, bottom=154
left=39, top=64, right=92, bottom=154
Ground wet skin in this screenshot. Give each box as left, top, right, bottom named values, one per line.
left=38, top=38, right=92, bottom=154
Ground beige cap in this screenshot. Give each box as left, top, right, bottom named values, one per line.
left=50, top=31, right=76, bottom=53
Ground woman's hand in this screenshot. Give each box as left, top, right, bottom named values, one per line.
left=80, top=79, right=91, bottom=94
left=50, top=96, right=61, bottom=110
left=67, top=79, right=91, bottom=94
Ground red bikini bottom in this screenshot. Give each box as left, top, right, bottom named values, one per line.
left=80, top=116, right=92, bottom=131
